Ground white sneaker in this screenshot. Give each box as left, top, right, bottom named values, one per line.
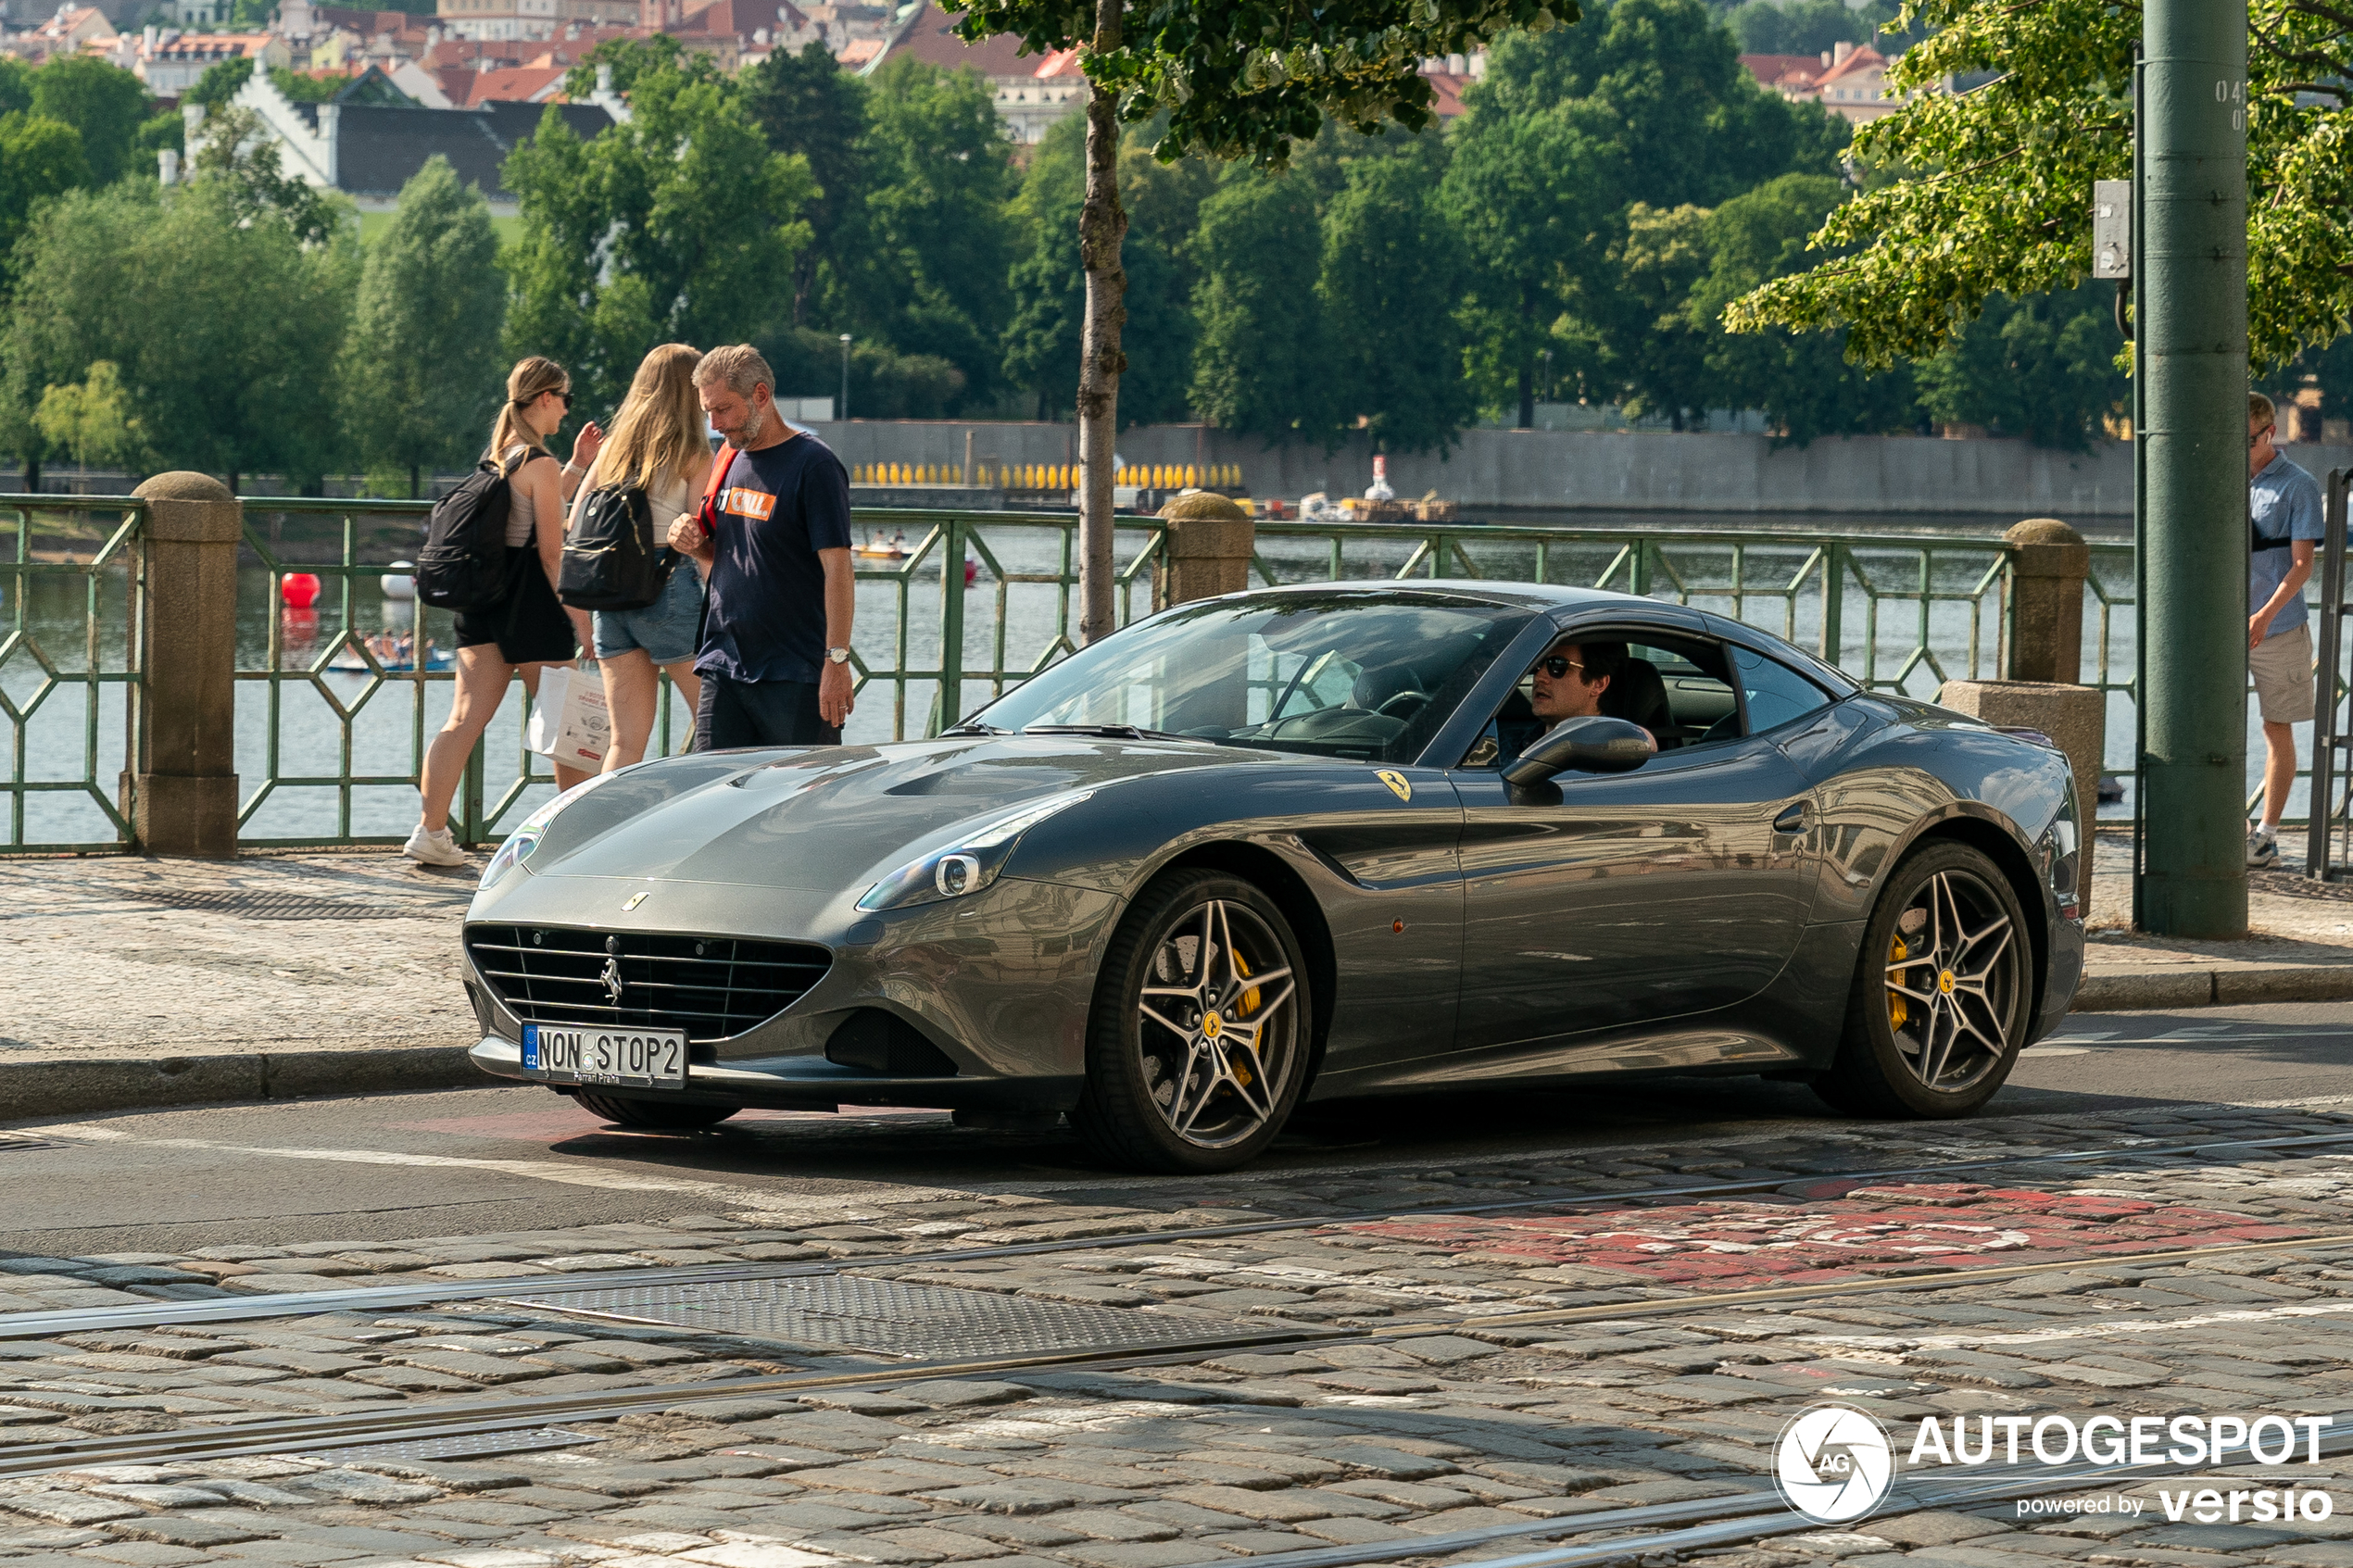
left=2247, top=826, right=2281, bottom=871
left=403, top=822, right=470, bottom=867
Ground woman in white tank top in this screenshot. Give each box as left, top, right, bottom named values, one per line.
left=570, top=344, right=712, bottom=771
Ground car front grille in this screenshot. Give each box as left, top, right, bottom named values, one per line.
left=465, top=924, right=831, bottom=1042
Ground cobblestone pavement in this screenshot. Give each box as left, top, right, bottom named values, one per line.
left=8, top=1103, right=2353, bottom=1568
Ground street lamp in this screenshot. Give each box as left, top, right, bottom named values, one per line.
left=838, top=334, right=851, bottom=423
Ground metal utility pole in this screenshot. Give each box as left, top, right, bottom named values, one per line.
left=2135, top=0, right=2248, bottom=937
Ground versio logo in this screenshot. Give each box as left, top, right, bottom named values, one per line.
left=1776, top=1403, right=1896, bottom=1524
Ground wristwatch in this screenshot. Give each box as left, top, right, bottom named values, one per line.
left=826, top=647, right=850, bottom=665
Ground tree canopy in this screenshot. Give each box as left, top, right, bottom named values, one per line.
left=28, top=56, right=145, bottom=187
left=1726, top=0, right=2353, bottom=374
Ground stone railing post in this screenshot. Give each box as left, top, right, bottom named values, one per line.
left=2003, top=516, right=2090, bottom=684
left=126, top=472, right=241, bottom=857
left=1941, top=517, right=2103, bottom=819
left=1158, top=491, right=1255, bottom=610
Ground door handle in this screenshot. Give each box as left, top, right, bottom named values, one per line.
left=1772, top=802, right=1806, bottom=834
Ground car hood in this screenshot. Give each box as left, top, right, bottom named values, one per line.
left=523, top=734, right=1279, bottom=891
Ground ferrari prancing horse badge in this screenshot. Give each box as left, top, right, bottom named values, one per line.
left=1376, top=771, right=1412, bottom=802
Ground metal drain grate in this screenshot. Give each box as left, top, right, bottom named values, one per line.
left=511, top=1275, right=1249, bottom=1360
left=115, top=888, right=456, bottom=922
left=297, top=1427, right=598, bottom=1465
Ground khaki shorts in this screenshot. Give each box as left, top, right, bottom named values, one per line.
left=2251, top=621, right=2316, bottom=723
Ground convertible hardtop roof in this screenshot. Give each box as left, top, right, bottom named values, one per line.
left=1242, top=579, right=1645, bottom=611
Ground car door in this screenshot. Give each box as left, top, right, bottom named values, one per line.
left=1438, top=622, right=1830, bottom=1064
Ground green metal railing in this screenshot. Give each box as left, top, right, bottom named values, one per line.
left=0, top=494, right=145, bottom=854
left=1, top=496, right=2281, bottom=858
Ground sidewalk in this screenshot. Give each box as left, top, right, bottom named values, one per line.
left=2, top=829, right=2349, bottom=1119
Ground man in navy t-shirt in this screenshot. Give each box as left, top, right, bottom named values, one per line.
left=670, top=345, right=854, bottom=749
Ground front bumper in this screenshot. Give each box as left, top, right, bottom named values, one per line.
left=463, top=870, right=1122, bottom=1112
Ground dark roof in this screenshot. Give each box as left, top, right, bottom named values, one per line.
left=325, top=99, right=611, bottom=198
left=879, top=0, right=1043, bottom=76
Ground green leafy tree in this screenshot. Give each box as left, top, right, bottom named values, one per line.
left=29, top=56, right=145, bottom=187
left=1188, top=171, right=1331, bottom=442
left=503, top=68, right=814, bottom=417
left=1911, top=283, right=2126, bottom=450
left=341, top=157, right=507, bottom=495
left=1689, top=171, right=1909, bottom=445
left=1317, top=148, right=1475, bottom=452
left=0, top=57, right=31, bottom=118
left=2, top=182, right=353, bottom=486
left=0, top=112, right=87, bottom=286
left=742, top=40, right=870, bottom=327
left=1592, top=201, right=1715, bottom=427
left=187, top=57, right=254, bottom=107
left=34, top=359, right=145, bottom=470
left=193, top=105, right=344, bottom=245
left=1727, top=0, right=1907, bottom=56
left=134, top=109, right=182, bottom=160
left=268, top=67, right=347, bottom=104
left=946, top=0, right=1572, bottom=645
left=838, top=56, right=1020, bottom=409
left=1726, top=0, right=2353, bottom=375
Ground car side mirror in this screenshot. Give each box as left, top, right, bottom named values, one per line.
left=1502, top=715, right=1653, bottom=790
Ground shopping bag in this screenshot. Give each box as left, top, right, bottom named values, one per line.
left=525, top=663, right=610, bottom=769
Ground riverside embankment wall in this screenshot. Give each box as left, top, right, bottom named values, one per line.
left=804, top=420, right=2353, bottom=519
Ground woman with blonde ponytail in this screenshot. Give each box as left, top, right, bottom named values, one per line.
left=572, top=343, right=710, bottom=771
left=405, top=356, right=605, bottom=867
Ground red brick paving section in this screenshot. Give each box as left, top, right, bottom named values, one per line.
left=1339, top=1182, right=2321, bottom=1290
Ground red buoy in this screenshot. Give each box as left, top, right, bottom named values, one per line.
left=280, top=572, right=321, bottom=608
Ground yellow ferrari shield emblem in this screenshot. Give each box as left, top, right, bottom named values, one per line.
left=1376, top=771, right=1412, bottom=802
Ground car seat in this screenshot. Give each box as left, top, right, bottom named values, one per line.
left=1600, top=656, right=1680, bottom=750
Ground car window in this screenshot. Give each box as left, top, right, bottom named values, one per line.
left=1457, top=630, right=1742, bottom=767
left=1732, top=643, right=1834, bottom=734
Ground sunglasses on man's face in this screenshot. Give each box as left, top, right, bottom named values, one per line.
left=2250, top=424, right=2272, bottom=447
left=1539, top=656, right=1587, bottom=679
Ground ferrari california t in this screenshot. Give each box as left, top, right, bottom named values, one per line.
left=462, top=582, right=2084, bottom=1172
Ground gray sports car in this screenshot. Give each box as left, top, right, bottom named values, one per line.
left=462, top=582, right=2084, bottom=1173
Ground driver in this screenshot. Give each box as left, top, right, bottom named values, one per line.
left=1531, top=639, right=1655, bottom=750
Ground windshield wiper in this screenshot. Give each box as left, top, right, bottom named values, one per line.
left=1020, top=723, right=1188, bottom=742
left=939, top=721, right=1008, bottom=736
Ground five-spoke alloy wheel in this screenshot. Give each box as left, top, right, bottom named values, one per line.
left=1816, top=841, right=2032, bottom=1118
left=1075, top=870, right=1312, bottom=1173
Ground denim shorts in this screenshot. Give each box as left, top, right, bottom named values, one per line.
left=592, top=561, right=703, bottom=665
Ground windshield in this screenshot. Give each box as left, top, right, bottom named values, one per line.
left=968, top=592, right=1535, bottom=764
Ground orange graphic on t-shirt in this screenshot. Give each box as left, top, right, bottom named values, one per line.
left=721, top=487, right=776, bottom=521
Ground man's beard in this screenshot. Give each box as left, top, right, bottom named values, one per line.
left=730, top=403, right=768, bottom=445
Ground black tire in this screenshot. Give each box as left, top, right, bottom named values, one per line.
left=1813, top=840, right=2033, bottom=1119
left=1071, top=870, right=1313, bottom=1173
left=573, top=1091, right=739, bottom=1130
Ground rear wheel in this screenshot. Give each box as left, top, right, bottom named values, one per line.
left=1072, top=871, right=1311, bottom=1173
left=572, top=1090, right=739, bottom=1130
left=1813, top=841, right=2032, bottom=1119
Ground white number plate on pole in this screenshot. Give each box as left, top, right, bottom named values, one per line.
left=522, top=1024, right=687, bottom=1089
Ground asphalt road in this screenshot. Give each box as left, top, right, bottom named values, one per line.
left=4, top=1000, right=2351, bottom=1257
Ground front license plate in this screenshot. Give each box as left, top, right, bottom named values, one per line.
left=522, top=1023, right=687, bottom=1089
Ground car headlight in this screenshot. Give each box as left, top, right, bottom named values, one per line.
left=480, top=771, right=623, bottom=890
left=858, top=790, right=1094, bottom=912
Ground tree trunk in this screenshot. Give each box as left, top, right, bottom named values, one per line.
left=1516, top=284, right=1535, bottom=430
left=1075, top=0, right=1127, bottom=648
left=21, top=456, right=39, bottom=494
left=409, top=463, right=421, bottom=499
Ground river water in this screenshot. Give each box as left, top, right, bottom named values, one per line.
left=0, top=514, right=2259, bottom=849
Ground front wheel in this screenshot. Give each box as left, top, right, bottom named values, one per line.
left=1813, top=841, right=2032, bottom=1119
left=572, top=1090, right=739, bottom=1130
left=1072, top=871, right=1312, bottom=1173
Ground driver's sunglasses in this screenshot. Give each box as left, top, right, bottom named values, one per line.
left=1540, top=656, right=1587, bottom=679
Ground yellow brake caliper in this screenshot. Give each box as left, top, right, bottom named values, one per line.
left=1887, top=935, right=1909, bottom=1031
left=1231, top=951, right=1261, bottom=1085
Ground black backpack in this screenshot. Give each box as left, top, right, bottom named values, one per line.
left=416, top=458, right=515, bottom=612
left=559, top=482, right=674, bottom=610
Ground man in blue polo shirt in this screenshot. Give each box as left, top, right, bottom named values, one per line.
left=2246, top=391, right=2326, bottom=870
left=669, top=345, right=855, bottom=749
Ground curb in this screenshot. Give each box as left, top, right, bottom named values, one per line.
left=2072, top=961, right=2353, bottom=1012
left=7, top=963, right=2353, bottom=1123
left=0, top=1046, right=484, bottom=1123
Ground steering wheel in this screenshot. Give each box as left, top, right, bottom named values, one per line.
left=1375, top=689, right=1429, bottom=719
